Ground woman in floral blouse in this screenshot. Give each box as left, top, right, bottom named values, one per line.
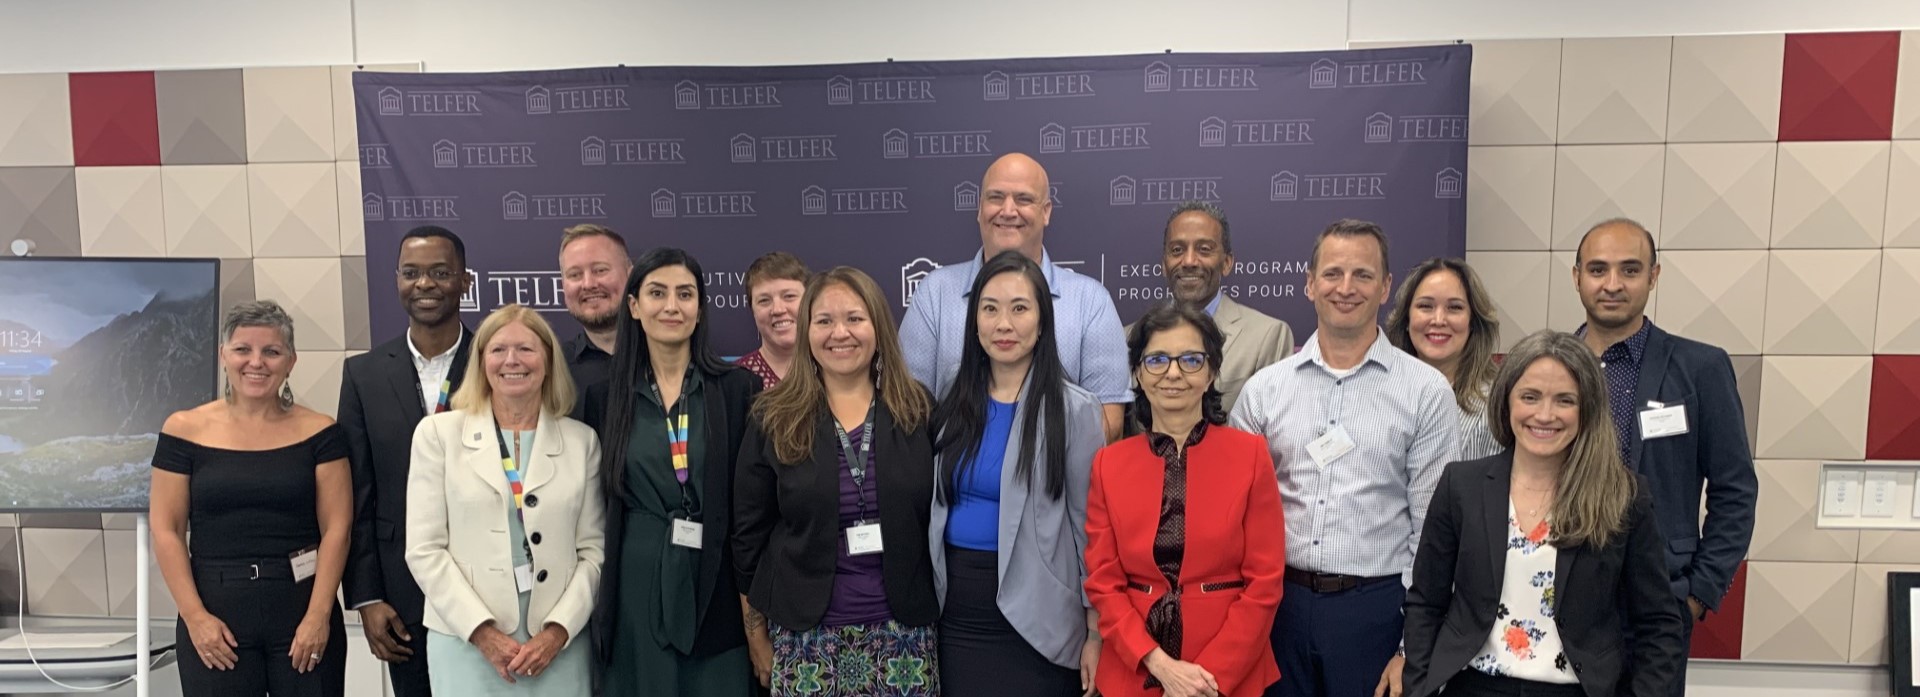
left=1401, top=330, right=1685, bottom=697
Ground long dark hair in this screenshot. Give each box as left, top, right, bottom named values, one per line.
left=599, top=247, right=732, bottom=499
left=932, top=250, right=1069, bottom=501
left=1126, top=302, right=1228, bottom=433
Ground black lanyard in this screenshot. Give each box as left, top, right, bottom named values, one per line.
left=833, top=400, right=877, bottom=523
left=647, top=365, right=700, bottom=519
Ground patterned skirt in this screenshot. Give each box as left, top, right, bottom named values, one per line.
left=769, top=620, right=938, bottom=696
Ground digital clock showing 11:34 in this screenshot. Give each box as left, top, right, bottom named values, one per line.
left=1, top=330, right=44, bottom=350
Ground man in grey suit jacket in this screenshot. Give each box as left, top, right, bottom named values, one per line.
left=1131, top=201, right=1294, bottom=413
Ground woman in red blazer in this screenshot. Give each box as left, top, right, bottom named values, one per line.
left=1085, top=303, right=1287, bottom=697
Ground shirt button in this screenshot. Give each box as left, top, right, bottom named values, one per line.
left=1313, top=540, right=1320, bottom=545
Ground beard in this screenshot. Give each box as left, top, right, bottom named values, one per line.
left=573, top=305, right=621, bottom=333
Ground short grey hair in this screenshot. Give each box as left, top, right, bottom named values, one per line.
left=222, top=300, right=297, bottom=352
left=1165, top=201, right=1232, bottom=254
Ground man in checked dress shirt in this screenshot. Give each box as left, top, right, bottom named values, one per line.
left=1230, top=219, right=1458, bottom=697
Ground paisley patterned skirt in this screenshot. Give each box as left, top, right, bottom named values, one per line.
left=768, top=620, right=938, bottom=696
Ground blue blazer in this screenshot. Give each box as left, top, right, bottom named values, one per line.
left=928, top=380, right=1106, bottom=668
left=1625, top=323, right=1758, bottom=610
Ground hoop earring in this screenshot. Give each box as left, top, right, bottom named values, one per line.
left=279, top=383, right=295, bottom=411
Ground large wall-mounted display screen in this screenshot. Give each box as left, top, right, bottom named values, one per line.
left=0, top=258, right=220, bottom=512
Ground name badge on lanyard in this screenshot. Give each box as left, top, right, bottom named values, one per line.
left=494, top=422, right=536, bottom=591
left=653, top=370, right=704, bottom=549
left=836, top=399, right=883, bottom=556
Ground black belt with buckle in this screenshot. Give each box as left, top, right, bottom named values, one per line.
left=1126, top=579, right=1248, bottom=594
left=1284, top=566, right=1397, bottom=594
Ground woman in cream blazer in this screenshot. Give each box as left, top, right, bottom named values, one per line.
left=406, top=305, right=606, bottom=694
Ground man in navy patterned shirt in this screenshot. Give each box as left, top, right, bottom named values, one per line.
left=1572, top=218, right=1757, bottom=697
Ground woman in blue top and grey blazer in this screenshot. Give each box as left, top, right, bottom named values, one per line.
left=928, top=250, right=1108, bottom=697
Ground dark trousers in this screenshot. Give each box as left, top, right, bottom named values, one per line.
left=1441, top=669, right=1585, bottom=697
left=1264, top=577, right=1404, bottom=697
left=386, top=621, right=433, bottom=697
left=176, top=561, right=346, bottom=697
left=937, top=547, right=1079, bottom=697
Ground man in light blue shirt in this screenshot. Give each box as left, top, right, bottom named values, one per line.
left=1230, top=219, right=1457, bottom=697
left=900, top=152, right=1131, bottom=441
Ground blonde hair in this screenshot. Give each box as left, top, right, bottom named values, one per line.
left=1486, top=330, right=1636, bottom=549
left=450, top=305, right=577, bottom=417
left=751, top=267, right=930, bottom=465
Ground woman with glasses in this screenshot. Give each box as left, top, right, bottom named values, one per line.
left=928, top=250, right=1106, bottom=696
left=1083, top=303, right=1286, bottom=697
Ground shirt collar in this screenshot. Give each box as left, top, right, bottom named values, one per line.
left=1203, top=292, right=1223, bottom=317
left=1146, top=420, right=1209, bottom=457
left=961, top=248, right=1061, bottom=298
left=1576, top=319, right=1653, bottom=366
left=1295, top=327, right=1396, bottom=374
left=566, top=332, right=610, bottom=361
left=406, top=329, right=463, bottom=365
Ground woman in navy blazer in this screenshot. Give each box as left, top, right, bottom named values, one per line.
left=927, top=250, right=1107, bottom=696
left=1402, top=330, right=1685, bottom=697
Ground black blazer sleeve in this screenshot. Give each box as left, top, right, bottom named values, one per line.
left=338, top=357, right=382, bottom=607
left=1622, top=482, right=1687, bottom=697
left=1402, top=458, right=1463, bottom=696
left=732, top=413, right=778, bottom=600
left=1687, top=348, right=1757, bottom=611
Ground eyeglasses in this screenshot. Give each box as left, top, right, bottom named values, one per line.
left=397, top=267, right=458, bottom=283
left=1140, top=351, right=1209, bottom=375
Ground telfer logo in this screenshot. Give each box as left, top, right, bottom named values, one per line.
left=674, top=80, right=782, bottom=110
left=901, top=258, right=942, bottom=307
left=1109, top=175, right=1222, bottom=206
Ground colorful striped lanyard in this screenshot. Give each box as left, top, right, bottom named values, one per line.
left=431, top=379, right=452, bottom=414
left=649, top=368, right=698, bottom=516
left=493, top=424, right=529, bottom=515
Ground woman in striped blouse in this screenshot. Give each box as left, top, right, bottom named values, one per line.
left=1386, top=257, right=1503, bottom=461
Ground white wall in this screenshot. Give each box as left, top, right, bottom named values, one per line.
left=1349, top=0, right=1920, bottom=42
left=0, top=0, right=353, bottom=73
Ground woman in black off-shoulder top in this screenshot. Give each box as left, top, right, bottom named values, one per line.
left=149, top=300, right=353, bottom=697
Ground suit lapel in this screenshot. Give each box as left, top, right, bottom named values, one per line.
left=464, top=410, right=511, bottom=497
left=812, top=411, right=844, bottom=526
left=1484, top=454, right=1513, bottom=584
left=521, top=409, right=562, bottom=494
left=446, top=326, right=475, bottom=392
left=1626, top=325, right=1672, bottom=471
left=1215, top=297, right=1248, bottom=377
left=996, top=376, right=1035, bottom=585
left=386, top=347, right=428, bottom=423
left=1553, top=537, right=1579, bottom=615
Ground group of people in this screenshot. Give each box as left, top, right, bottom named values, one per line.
left=149, top=152, right=1756, bottom=697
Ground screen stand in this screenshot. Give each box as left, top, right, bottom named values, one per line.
left=136, top=513, right=150, bottom=697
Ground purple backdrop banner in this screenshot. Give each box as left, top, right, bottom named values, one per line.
left=354, top=47, right=1470, bottom=353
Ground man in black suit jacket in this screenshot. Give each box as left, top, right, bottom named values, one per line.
left=338, top=227, right=475, bottom=696
left=1571, top=218, right=1758, bottom=695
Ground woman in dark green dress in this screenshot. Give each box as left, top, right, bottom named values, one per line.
left=583, top=247, right=764, bottom=696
